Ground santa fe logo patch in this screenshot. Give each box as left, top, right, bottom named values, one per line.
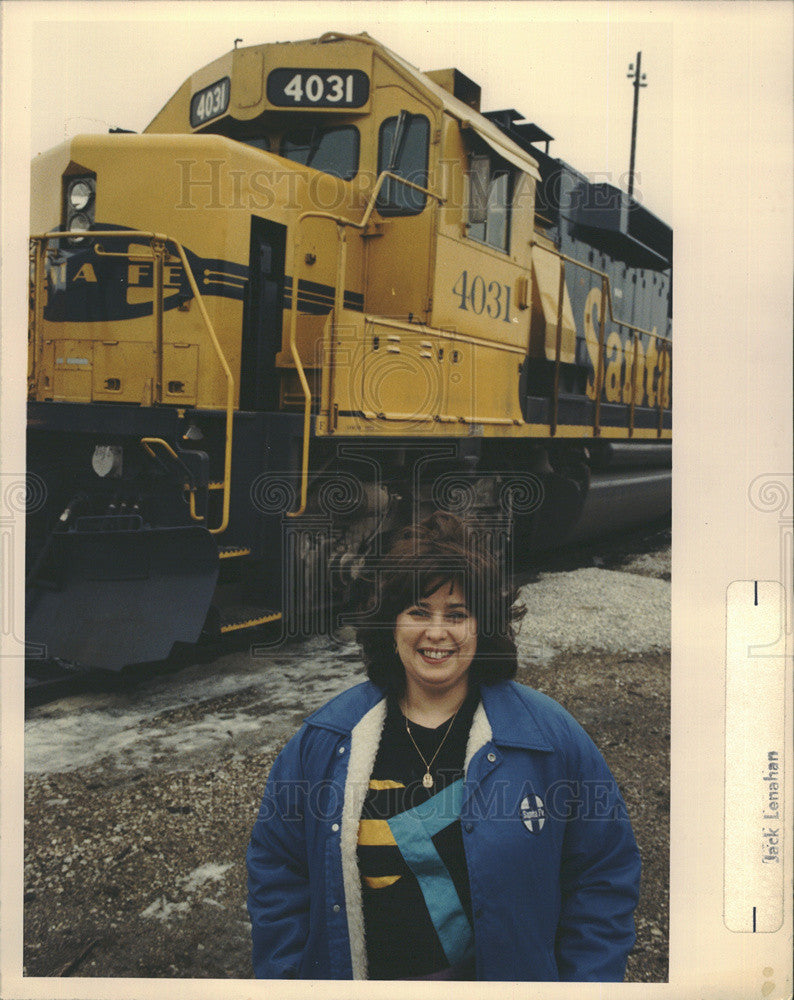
left=520, top=794, right=546, bottom=833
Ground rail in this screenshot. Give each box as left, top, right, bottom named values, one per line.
left=285, top=170, right=445, bottom=516
left=530, top=241, right=672, bottom=438
left=28, top=230, right=234, bottom=533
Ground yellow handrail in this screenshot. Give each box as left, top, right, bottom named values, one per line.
left=593, top=276, right=608, bottom=436
left=530, top=241, right=671, bottom=346
left=530, top=240, right=672, bottom=438
left=285, top=170, right=445, bottom=517
left=657, top=343, right=671, bottom=436
left=30, top=229, right=234, bottom=533
left=170, top=240, right=234, bottom=533
left=551, top=258, right=566, bottom=435
left=140, top=437, right=206, bottom=523
left=629, top=332, right=639, bottom=436
left=28, top=239, right=47, bottom=396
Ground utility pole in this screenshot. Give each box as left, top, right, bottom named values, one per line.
left=626, top=52, right=647, bottom=202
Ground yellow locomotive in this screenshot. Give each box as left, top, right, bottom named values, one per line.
left=26, top=32, right=671, bottom=670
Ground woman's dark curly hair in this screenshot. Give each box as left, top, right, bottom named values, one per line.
left=356, top=511, right=524, bottom=697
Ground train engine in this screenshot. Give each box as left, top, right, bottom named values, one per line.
left=26, top=31, right=672, bottom=671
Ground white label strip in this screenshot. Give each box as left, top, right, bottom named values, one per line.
left=724, top=580, right=786, bottom=932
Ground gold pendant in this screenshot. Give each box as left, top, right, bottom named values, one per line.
left=423, top=772, right=434, bottom=789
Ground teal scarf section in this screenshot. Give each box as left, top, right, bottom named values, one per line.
left=387, top=778, right=473, bottom=967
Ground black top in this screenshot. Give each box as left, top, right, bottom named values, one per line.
left=357, top=687, right=480, bottom=979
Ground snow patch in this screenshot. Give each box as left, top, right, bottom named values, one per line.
left=140, top=862, right=233, bottom=922
left=139, top=896, right=191, bottom=922
left=26, top=636, right=365, bottom=775
left=181, top=862, right=233, bottom=894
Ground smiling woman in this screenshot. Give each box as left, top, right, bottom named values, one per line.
left=246, top=513, right=642, bottom=981
left=357, top=513, right=521, bottom=713
left=394, top=581, right=478, bottom=725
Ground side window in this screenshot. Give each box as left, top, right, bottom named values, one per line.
left=281, top=126, right=359, bottom=180
left=377, top=112, right=429, bottom=216
left=467, top=151, right=513, bottom=253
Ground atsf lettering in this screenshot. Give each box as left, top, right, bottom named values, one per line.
left=126, top=263, right=185, bottom=289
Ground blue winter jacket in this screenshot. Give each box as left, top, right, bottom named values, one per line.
left=246, top=679, right=641, bottom=981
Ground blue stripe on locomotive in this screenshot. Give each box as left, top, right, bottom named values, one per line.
left=42, top=228, right=247, bottom=322
left=41, top=225, right=364, bottom=323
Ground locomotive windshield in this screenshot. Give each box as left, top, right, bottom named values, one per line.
left=376, top=112, right=429, bottom=216
left=280, top=125, right=359, bottom=180
left=225, top=123, right=360, bottom=180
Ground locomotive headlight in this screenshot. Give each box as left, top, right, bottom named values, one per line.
left=68, top=213, right=91, bottom=244
left=70, top=212, right=91, bottom=231
left=64, top=174, right=96, bottom=244
left=68, top=179, right=94, bottom=211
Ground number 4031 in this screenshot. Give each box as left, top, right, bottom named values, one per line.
left=452, top=270, right=512, bottom=322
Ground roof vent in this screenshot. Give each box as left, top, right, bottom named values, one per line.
left=425, top=68, right=481, bottom=111
left=483, top=110, right=554, bottom=155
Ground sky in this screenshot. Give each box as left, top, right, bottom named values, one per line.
left=26, top=1, right=675, bottom=222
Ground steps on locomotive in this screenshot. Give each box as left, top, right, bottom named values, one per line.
left=206, top=543, right=282, bottom=638
left=218, top=603, right=282, bottom=634
left=204, top=576, right=282, bottom=637
left=218, top=544, right=252, bottom=561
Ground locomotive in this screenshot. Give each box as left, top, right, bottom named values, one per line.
left=26, top=31, right=672, bottom=671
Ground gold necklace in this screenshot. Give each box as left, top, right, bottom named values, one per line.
left=404, top=706, right=461, bottom=789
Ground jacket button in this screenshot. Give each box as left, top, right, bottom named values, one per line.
left=464, top=822, right=474, bottom=833
left=332, top=904, right=341, bottom=913
left=338, top=746, right=346, bottom=755
left=486, top=752, right=496, bottom=762
left=331, top=823, right=340, bottom=832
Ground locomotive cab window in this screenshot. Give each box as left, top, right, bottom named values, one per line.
left=376, top=112, right=429, bottom=216
left=199, top=117, right=272, bottom=152
left=242, top=136, right=271, bottom=152
left=467, top=151, right=513, bottom=253
left=280, top=125, right=359, bottom=181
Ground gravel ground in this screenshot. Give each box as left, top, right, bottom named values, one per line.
left=23, top=530, right=670, bottom=982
